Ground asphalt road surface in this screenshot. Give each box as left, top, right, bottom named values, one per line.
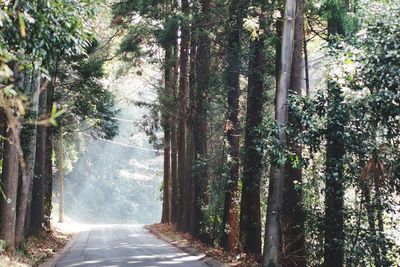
left=56, top=224, right=209, bottom=267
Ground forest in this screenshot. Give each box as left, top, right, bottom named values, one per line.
left=0, top=0, right=399, bottom=266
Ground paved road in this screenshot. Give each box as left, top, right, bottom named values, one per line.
left=56, top=224, right=208, bottom=267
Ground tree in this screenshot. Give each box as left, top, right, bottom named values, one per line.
left=193, top=0, right=211, bottom=242
left=176, top=0, right=190, bottom=232
left=0, top=120, right=20, bottom=251
left=185, top=12, right=198, bottom=233
left=161, top=1, right=175, bottom=224
left=57, top=127, right=64, bottom=223
left=281, top=0, right=306, bottom=265
left=30, top=75, right=53, bottom=235
left=239, top=2, right=267, bottom=255
left=263, top=0, right=296, bottom=265
left=323, top=0, right=346, bottom=265
left=161, top=55, right=172, bottom=223
left=170, top=30, right=179, bottom=225
left=221, top=0, right=247, bottom=253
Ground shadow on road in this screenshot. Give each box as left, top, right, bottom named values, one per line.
left=55, top=224, right=207, bottom=267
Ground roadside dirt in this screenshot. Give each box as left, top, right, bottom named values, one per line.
left=0, top=216, right=87, bottom=267
left=146, top=223, right=261, bottom=267
left=0, top=229, right=70, bottom=267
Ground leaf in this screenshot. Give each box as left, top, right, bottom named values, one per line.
left=49, top=118, right=58, bottom=126
left=224, top=120, right=234, bottom=133
left=243, top=17, right=260, bottom=41
left=3, top=84, right=17, bottom=96
left=18, top=12, right=26, bottom=37
left=49, top=104, right=65, bottom=126
left=16, top=99, right=26, bottom=115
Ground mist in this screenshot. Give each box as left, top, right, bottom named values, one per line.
left=59, top=70, right=163, bottom=225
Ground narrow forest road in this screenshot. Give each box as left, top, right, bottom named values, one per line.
left=55, top=224, right=208, bottom=267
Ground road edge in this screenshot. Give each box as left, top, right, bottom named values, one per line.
left=145, top=225, right=230, bottom=267
left=38, top=233, right=80, bottom=267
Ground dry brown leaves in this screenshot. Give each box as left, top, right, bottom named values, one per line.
left=146, top=223, right=261, bottom=267
left=0, top=229, right=71, bottom=267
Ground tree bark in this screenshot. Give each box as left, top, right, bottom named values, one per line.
left=161, top=106, right=172, bottom=224
left=43, top=78, right=55, bottom=230
left=221, top=0, right=246, bottom=253
left=23, top=75, right=45, bottom=238
left=161, top=38, right=173, bottom=224
left=176, top=0, right=190, bottom=232
left=239, top=13, right=266, bottom=255
left=30, top=80, right=49, bottom=236
left=362, top=180, right=381, bottom=266
left=0, top=125, right=20, bottom=251
left=170, top=31, right=179, bottom=225
left=263, top=0, right=296, bottom=266
left=15, top=67, right=41, bottom=246
left=57, top=128, right=64, bottom=223
left=324, top=80, right=345, bottom=267
left=184, top=20, right=197, bottom=234
left=303, top=38, right=310, bottom=95
left=193, top=0, right=211, bottom=243
left=3, top=66, right=27, bottom=249
left=323, top=1, right=346, bottom=265
left=373, top=161, right=389, bottom=266
left=281, top=0, right=306, bottom=265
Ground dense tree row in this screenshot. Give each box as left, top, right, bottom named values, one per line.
left=112, top=0, right=400, bottom=266
left=0, top=0, right=399, bottom=266
left=0, top=0, right=117, bottom=252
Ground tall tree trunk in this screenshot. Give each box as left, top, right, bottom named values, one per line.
left=263, top=0, right=296, bottom=266
left=303, top=38, right=310, bottom=95
left=373, top=162, right=389, bottom=266
left=281, top=0, right=306, bottom=265
left=161, top=38, right=173, bottom=224
left=193, top=0, right=211, bottom=242
left=30, top=80, right=49, bottom=236
left=16, top=67, right=41, bottom=246
left=43, top=129, right=53, bottom=230
left=221, top=0, right=245, bottom=253
left=362, top=181, right=381, bottom=266
left=43, top=79, right=55, bottom=230
left=2, top=66, right=26, bottom=250
left=0, top=110, right=5, bottom=179
left=23, top=75, right=46, bottom=239
left=239, top=10, right=266, bottom=255
left=324, top=80, right=345, bottom=267
left=0, top=110, right=4, bottom=229
left=161, top=104, right=172, bottom=224
left=185, top=21, right=197, bottom=234
left=0, top=125, right=20, bottom=251
left=323, top=1, right=346, bottom=266
left=170, top=31, right=179, bottom=225
left=57, top=128, right=64, bottom=223
left=0, top=64, right=23, bottom=249
left=176, top=0, right=190, bottom=232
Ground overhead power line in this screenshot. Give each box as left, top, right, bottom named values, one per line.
left=82, top=133, right=162, bottom=153
left=111, top=117, right=137, bottom=123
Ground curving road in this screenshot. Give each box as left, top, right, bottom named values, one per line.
left=55, top=224, right=208, bottom=267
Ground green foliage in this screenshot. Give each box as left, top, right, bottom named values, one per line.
left=16, top=241, right=33, bottom=260
left=55, top=41, right=119, bottom=140
left=205, top=139, right=231, bottom=245
left=1, top=0, right=101, bottom=131
left=289, top=1, right=400, bottom=264
left=117, top=26, right=146, bottom=61
left=0, top=240, right=7, bottom=252
left=1, top=0, right=92, bottom=69
left=112, top=0, right=166, bottom=21
left=155, top=15, right=179, bottom=48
